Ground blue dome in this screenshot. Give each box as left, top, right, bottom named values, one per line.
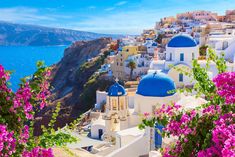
left=168, top=34, right=197, bottom=48
left=152, top=42, right=158, bottom=46
left=108, top=82, right=126, bottom=96
left=136, top=72, right=176, bottom=97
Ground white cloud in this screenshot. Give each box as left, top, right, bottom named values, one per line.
left=0, top=7, right=55, bottom=22
left=104, top=7, right=115, bottom=11
left=115, top=1, right=127, bottom=6
left=104, top=1, right=127, bottom=12
left=88, top=6, right=96, bottom=9
left=0, top=7, right=71, bottom=24
left=71, top=9, right=167, bottom=34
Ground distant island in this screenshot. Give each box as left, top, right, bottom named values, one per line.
left=0, top=21, right=123, bottom=46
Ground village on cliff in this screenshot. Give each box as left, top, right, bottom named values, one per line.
left=65, top=10, right=235, bottom=157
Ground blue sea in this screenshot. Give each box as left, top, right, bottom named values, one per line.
left=0, top=46, right=67, bottom=91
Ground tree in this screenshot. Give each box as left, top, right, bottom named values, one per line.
left=155, top=33, right=165, bottom=44
left=199, top=45, right=208, bottom=56
left=127, top=60, right=136, bottom=81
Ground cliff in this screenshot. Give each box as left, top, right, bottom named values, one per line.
left=34, top=38, right=114, bottom=135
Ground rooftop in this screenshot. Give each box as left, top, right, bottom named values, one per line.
left=168, top=34, right=197, bottom=48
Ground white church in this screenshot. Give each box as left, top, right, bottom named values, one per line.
left=150, top=34, right=235, bottom=87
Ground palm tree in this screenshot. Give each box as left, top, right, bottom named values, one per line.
left=127, top=60, right=136, bottom=81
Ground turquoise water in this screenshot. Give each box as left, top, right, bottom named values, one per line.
left=0, top=46, right=67, bottom=91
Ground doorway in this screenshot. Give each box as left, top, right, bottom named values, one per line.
left=98, top=129, right=103, bottom=139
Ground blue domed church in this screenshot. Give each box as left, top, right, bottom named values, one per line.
left=133, top=72, right=180, bottom=115
left=90, top=70, right=207, bottom=156
left=91, top=72, right=180, bottom=139
left=150, top=34, right=199, bottom=87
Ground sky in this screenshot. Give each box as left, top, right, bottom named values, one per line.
left=0, top=0, right=234, bottom=34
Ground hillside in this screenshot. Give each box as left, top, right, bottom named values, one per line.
left=0, top=21, right=122, bottom=46
left=34, top=38, right=114, bottom=135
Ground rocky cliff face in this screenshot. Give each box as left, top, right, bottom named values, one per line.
left=51, top=38, right=111, bottom=97
left=34, top=38, right=113, bottom=135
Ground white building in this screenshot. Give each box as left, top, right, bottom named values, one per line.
left=207, top=29, right=235, bottom=62
left=94, top=91, right=107, bottom=111
left=124, top=53, right=153, bottom=79
left=120, top=36, right=143, bottom=47
left=143, top=39, right=158, bottom=55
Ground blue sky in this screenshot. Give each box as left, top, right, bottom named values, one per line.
left=0, top=0, right=234, bottom=34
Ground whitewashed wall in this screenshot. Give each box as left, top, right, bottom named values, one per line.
left=134, top=93, right=180, bottom=114
left=106, top=135, right=149, bottom=157
left=167, top=64, right=193, bottom=87
left=96, top=91, right=107, bottom=107
left=91, top=124, right=105, bottom=139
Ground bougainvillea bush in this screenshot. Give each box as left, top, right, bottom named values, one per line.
left=139, top=50, right=235, bottom=157
left=0, top=62, right=77, bottom=157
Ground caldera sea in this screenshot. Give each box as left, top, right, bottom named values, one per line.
left=0, top=46, right=67, bottom=91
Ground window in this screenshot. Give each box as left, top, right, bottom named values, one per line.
left=180, top=53, right=184, bottom=61
left=120, top=63, right=123, bottom=66
left=179, top=73, right=183, bottom=82
left=192, top=53, right=195, bottom=60
left=117, top=62, right=119, bottom=66
left=170, top=53, right=172, bottom=61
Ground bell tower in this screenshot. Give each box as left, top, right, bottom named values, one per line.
left=103, top=79, right=129, bottom=140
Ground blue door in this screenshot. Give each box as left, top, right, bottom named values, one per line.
left=98, top=129, right=103, bottom=139
left=155, top=123, right=164, bottom=148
